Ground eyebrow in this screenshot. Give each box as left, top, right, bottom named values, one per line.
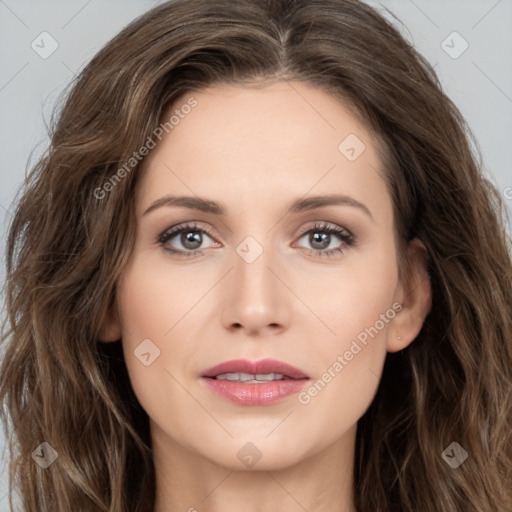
left=143, top=194, right=373, bottom=221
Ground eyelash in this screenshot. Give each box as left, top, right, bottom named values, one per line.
left=157, top=221, right=355, bottom=259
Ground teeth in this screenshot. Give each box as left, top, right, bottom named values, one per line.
left=255, top=373, right=280, bottom=381
left=214, top=372, right=285, bottom=382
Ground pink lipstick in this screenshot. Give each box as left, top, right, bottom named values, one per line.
left=200, top=358, right=310, bottom=406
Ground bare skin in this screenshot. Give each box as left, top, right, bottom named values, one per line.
left=100, top=80, right=431, bottom=512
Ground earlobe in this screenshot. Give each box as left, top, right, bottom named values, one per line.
left=387, top=238, right=432, bottom=352
left=98, top=302, right=122, bottom=343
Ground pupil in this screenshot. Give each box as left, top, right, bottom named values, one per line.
left=182, top=230, right=202, bottom=250
left=311, top=232, right=329, bottom=250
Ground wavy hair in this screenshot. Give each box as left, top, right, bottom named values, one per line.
left=1, top=0, right=511, bottom=510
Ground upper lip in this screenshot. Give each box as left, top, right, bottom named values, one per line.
left=201, top=358, right=309, bottom=379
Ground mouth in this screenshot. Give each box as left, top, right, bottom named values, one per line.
left=200, top=358, right=310, bottom=406
left=201, top=358, right=310, bottom=381
left=207, top=372, right=294, bottom=383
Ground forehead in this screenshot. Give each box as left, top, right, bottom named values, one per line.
left=137, top=81, right=390, bottom=219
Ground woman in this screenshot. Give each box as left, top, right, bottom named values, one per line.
left=1, top=0, right=511, bottom=510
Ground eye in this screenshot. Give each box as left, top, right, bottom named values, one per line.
left=157, top=222, right=217, bottom=258
left=157, top=221, right=355, bottom=259
left=294, top=222, right=355, bottom=258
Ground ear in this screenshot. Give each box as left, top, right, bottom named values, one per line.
left=98, top=299, right=122, bottom=343
left=387, top=238, right=432, bottom=352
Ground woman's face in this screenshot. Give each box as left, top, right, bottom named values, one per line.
left=104, top=81, right=429, bottom=471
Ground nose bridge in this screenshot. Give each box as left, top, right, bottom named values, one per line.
left=233, top=235, right=277, bottom=306
left=222, top=233, right=289, bottom=332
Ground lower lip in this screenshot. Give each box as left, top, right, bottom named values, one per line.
left=201, top=377, right=309, bottom=405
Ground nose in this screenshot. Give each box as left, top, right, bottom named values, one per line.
left=221, top=242, right=291, bottom=336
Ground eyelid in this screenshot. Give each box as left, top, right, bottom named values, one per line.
left=296, top=221, right=353, bottom=239
left=157, top=221, right=217, bottom=243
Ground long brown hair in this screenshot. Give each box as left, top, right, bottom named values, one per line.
left=1, top=0, right=511, bottom=510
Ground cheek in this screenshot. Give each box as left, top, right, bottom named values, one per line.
left=298, top=238, right=398, bottom=348
left=295, top=294, right=391, bottom=443
left=116, top=249, right=211, bottom=344
left=114, top=256, right=197, bottom=419
left=294, top=247, right=397, bottom=428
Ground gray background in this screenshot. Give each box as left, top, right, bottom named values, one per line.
left=1, top=0, right=511, bottom=509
